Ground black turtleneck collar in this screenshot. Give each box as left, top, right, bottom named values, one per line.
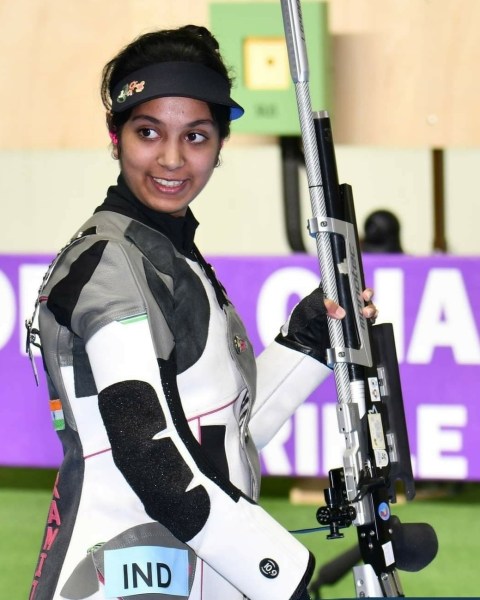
left=95, top=173, right=199, bottom=257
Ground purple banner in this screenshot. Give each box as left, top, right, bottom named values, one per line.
left=2, top=254, right=480, bottom=480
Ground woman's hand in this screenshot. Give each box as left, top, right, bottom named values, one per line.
left=276, top=285, right=378, bottom=365
left=361, top=287, right=379, bottom=322
left=324, top=287, right=378, bottom=322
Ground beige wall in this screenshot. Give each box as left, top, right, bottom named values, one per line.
left=1, top=0, right=480, bottom=255
left=329, top=0, right=480, bottom=147
left=1, top=0, right=208, bottom=150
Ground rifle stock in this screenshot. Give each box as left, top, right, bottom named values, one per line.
left=280, top=0, right=416, bottom=596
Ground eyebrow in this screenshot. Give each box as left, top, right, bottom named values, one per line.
left=130, top=114, right=215, bottom=128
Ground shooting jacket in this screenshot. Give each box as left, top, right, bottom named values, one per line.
left=30, top=175, right=331, bottom=600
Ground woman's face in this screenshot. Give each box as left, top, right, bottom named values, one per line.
left=118, top=96, right=223, bottom=217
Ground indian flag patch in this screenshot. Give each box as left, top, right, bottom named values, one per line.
left=50, top=399, right=65, bottom=431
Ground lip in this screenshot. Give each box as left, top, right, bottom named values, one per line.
left=151, top=175, right=188, bottom=194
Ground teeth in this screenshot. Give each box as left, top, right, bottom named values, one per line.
left=153, top=177, right=183, bottom=188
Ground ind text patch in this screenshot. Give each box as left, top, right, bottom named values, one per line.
left=104, top=545, right=189, bottom=597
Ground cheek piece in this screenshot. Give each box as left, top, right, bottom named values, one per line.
left=110, top=61, right=245, bottom=120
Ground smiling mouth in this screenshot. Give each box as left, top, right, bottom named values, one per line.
left=152, top=176, right=186, bottom=190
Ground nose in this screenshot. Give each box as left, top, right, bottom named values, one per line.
left=157, top=139, right=184, bottom=170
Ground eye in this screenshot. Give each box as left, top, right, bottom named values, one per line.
left=138, top=128, right=159, bottom=139
left=186, top=132, right=208, bottom=144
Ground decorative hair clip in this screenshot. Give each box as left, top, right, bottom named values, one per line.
left=109, top=131, right=118, bottom=145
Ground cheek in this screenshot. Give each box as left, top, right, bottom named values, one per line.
left=201, top=146, right=221, bottom=174
left=190, top=151, right=216, bottom=178
left=118, top=133, right=149, bottom=167
left=198, top=161, right=216, bottom=185
left=119, top=147, right=149, bottom=181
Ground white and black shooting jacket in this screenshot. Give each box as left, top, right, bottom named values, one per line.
left=31, top=175, right=331, bottom=600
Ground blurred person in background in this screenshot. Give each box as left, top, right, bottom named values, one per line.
left=361, top=209, right=404, bottom=254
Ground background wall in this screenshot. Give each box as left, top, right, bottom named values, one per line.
left=1, top=0, right=479, bottom=256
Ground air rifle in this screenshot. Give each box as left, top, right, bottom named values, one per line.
left=279, top=0, right=437, bottom=595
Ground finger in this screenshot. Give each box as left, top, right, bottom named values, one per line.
left=362, top=305, right=378, bottom=320
left=362, top=287, right=374, bottom=302
left=324, top=298, right=346, bottom=320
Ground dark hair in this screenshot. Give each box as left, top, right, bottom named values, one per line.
left=101, top=25, right=232, bottom=139
left=362, top=209, right=403, bottom=253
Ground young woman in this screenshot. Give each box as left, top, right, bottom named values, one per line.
left=30, top=25, right=376, bottom=600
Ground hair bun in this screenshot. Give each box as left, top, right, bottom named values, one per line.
left=183, top=24, right=220, bottom=53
